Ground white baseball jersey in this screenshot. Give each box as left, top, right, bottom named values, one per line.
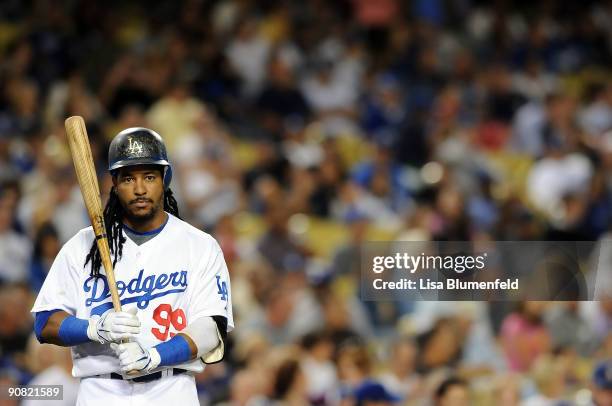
left=31, top=213, right=234, bottom=378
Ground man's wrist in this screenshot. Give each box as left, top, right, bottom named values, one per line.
left=58, top=315, right=91, bottom=346
left=147, top=347, right=161, bottom=371
left=86, top=315, right=102, bottom=343
left=154, top=335, right=192, bottom=367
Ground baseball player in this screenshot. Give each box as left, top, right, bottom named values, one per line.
left=31, top=128, right=234, bottom=405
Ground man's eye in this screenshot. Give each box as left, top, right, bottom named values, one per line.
left=145, top=175, right=156, bottom=181
left=123, top=177, right=134, bottom=183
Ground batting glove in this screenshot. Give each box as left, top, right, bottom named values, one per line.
left=87, top=307, right=141, bottom=344
left=111, top=341, right=161, bottom=374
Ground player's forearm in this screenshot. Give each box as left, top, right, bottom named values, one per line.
left=178, top=333, right=198, bottom=359
left=151, top=317, right=221, bottom=367
left=37, top=309, right=140, bottom=347
left=149, top=330, right=212, bottom=367
left=38, top=311, right=90, bottom=346
left=148, top=335, right=195, bottom=367
left=38, top=311, right=69, bottom=346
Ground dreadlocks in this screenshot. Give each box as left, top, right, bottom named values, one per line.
left=84, top=186, right=180, bottom=277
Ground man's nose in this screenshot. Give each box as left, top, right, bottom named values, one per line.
left=133, top=178, right=146, bottom=195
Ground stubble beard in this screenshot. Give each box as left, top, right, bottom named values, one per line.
left=122, top=199, right=162, bottom=225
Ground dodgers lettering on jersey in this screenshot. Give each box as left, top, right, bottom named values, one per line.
left=31, top=213, right=234, bottom=378
left=84, top=269, right=188, bottom=316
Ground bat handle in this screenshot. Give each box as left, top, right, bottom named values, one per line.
left=99, top=249, right=139, bottom=375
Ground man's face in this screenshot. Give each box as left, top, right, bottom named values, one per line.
left=113, top=165, right=164, bottom=224
left=439, top=385, right=469, bottom=406
left=592, top=385, right=612, bottom=406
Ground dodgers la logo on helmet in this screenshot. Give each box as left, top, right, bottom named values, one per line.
left=127, top=137, right=144, bottom=155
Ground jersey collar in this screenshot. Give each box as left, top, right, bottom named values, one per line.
left=122, top=213, right=169, bottom=236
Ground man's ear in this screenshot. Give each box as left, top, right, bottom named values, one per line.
left=111, top=170, right=118, bottom=187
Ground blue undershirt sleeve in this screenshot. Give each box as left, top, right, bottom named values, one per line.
left=57, top=315, right=90, bottom=346
left=154, top=335, right=192, bottom=366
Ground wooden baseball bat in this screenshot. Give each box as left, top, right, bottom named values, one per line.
left=66, top=117, right=141, bottom=376
left=65, top=116, right=123, bottom=313
left=65, top=117, right=149, bottom=376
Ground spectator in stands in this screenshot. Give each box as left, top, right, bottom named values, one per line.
left=0, top=187, right=31, bottom=284
left=378, top=337, right=421, bottom=400
left=300, top=331, right=338, bottom=405
left=28, top=222, right=60, bottom=292
left=271, top=357, right=309, bottom=406
left=353, top=380, right=400, bottom=406
left=590, top=360, right=612, bottom=406
left=23, top=334, right=78, bottom=406
left=433, top=377, right=470, bottom=406
left=501, top=301, right=552, bottom=372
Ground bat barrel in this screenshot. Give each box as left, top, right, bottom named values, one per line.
left=65, top=116, right=123, bottom=313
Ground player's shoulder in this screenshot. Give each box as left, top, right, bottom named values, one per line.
left=63, top=226, right=96, bottom=250
left=167, top=213, right=220, bottom=250
left=53, top=226, right=95, bottom=266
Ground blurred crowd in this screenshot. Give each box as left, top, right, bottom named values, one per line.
left=0, top=0, right=611, bottom=405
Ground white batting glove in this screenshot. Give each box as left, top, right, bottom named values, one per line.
left=87, top=307, right=141, bottom=344
left=111, top=341, right=161, bottom=374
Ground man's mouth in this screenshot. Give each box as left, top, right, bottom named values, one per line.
left=130, top=199, right=152, bottom=208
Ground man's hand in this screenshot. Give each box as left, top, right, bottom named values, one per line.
left=111, top=341, right=161, bottom=374
left=87, top=308, right=140, bottom=344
